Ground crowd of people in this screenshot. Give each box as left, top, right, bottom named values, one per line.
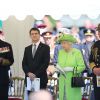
left=0, top=18, right=100, bottom=100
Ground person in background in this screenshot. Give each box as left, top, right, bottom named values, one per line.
left=41, top=31, right=55, bottom=63
left=81, top=29, right=96, bottom=75
left=71, top=26, right=82, bottom=50
left=0, top=30, right=5, bottom=40
left=29, top=90, right=53, bottom=100
left=71, top=26, right=81, bottom=44
left=95, top=25, right=100, bottom=40
left=89, top=24, right=100, bottom=100
left=41, top=32, right=53, bottom=46
left=22, top=28, right=50, bottom=95
left=79, top=20, right=95, bottom=42
left=57, top=34, right=85, bottom=100
left=0, top=31, right=14, bottom=100
left=43, top=15, right=56, bottom=34
left=55, top=20, right=63, bottom=34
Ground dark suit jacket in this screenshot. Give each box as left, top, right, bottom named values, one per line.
left=0, top=39, right=14, bottom=85
left=22, top=42, right=50, bottom=89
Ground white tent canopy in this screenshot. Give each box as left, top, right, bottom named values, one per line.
left=0, top=0, right=100, bottom=20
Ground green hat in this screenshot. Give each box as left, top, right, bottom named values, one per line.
left=58, top=34, right=77, bottom=43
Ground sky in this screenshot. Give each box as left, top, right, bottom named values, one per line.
left=0, top=0, right=100, bottom=20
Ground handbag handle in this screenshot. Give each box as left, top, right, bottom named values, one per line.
left=73, top=67, right=79, bottom=76
left=72, top=52, right=80, bottom=76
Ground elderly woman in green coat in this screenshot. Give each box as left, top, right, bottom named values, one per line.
left=57, top=34, right=85, bottom=100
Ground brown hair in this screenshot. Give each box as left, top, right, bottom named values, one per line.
left=29, top=28, right=40, bottom=35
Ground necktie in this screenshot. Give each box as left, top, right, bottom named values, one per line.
left=32, top=44, right=36, bottom=58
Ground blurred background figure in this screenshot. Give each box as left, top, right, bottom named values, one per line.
left=41, top=32, right=53, bottom=46
left=34, top=20, right=47, bottom=35
left=57, top=28, right=70, bottom=35
left=0, top=30, right=5, bottom=41
left=41, top=31, right=55, bottom=63
left=84, top=20, right=94, bottom=29
left=70, top=26, right=82, bottom=50
left=79, top=20, right=95, bottom=43
left=81, top=29, right=96, bottom=75
left=71, top=26, right=81, bottom=44
left=56, top=20, right=63, bottom=31
left=43, top=15, right=56, bottom=35
left=95, top=24, right=100, bottom=40
left=29, top=90, right=53, bottom=100
left=83, top=29, right=95, bottom=54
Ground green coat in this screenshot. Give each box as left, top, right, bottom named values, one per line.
left=58, top=48, right=85, bottom=100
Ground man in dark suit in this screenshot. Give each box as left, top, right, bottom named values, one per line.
left=0, top=34, right=14, bottom=100
left=22, top=28, right=50, bottom=91
left=89, top=24, right=100, bottom=100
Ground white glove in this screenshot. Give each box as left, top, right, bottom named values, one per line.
left=56, top=64, right=65, bottom=73
left=63, top=67, right=73, bottom=72
left=55, top=64, right=66, bottom=78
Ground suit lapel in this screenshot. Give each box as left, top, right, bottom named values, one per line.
left=28, top=45, right=33, bottom=59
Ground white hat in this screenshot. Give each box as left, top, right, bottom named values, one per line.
left=58, top=28, right=70, bottom=34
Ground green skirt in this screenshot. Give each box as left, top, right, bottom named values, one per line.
left=59, top=72, right=82, bottom=100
